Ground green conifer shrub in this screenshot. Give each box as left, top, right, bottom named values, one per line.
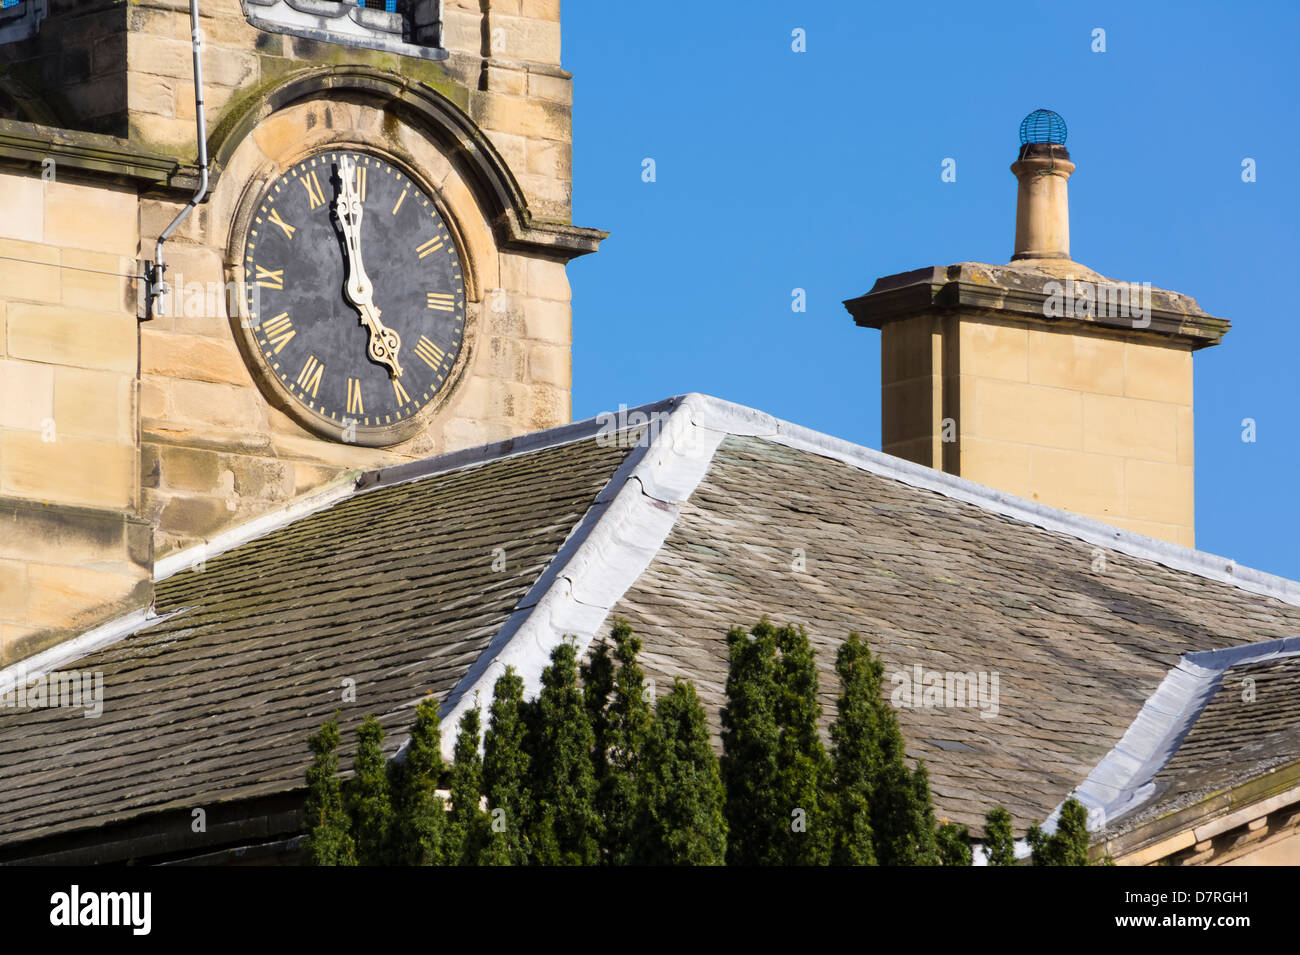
left=828, top=634, right=878, bottom=865
left=772, top=623, right=832, bottom=865
left=301, top=715, right=357, bottom=866
left=447, top=707, right=488, bottom=864
left=387, top=696, right=447, bottom=865
left=1027, top=797, right=1093, bottom=866
left=480, top=667, right=532, bottom=865
left=637, top=680, right=727, bottom=865
left=592, top=620, right=653, bottom=864
left=983, top=807, right=1017, bottom=866
left=344, top=715, right=392, bottom=866
left=720, top=619, right=783, bottom=865
left=527, top=641, right=599, bottom=865
left=936, top=820, right=973, bottom=866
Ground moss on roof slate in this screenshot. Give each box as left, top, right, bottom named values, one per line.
left=0, top=436, right=630, bottom=850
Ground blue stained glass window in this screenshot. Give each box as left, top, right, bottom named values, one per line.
left=0, top=0, right=22, bottom=11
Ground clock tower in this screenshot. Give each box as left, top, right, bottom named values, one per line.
left=0, top=0, right=604, bottom=666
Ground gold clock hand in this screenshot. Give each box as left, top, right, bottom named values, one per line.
left=336, top=156, right=403, bottom=379
left=359, top=301, right=403, bottom=378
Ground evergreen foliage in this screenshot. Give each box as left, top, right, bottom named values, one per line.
left=592, top=620, right=653, bottom=865
left=826, top=632, right=945, bottom=865
left=636, top=680, right=727, bottom=865
left=480, top=667, right=532, bottom=865
left=720, top=619, right=783, bottom=865
left=387, top=696, right=446, bottom=865
left=772, top=623, right=832, bottom=864
left=344, top=715, right=392, bottom=866
left=1027, top=797, right=1093, bottom=866
left=527, top=641, right=599, bottom=865
left=447, top=707, right=488, bottom=864
left=828, top=634, right=878, bottom=865
left=936, top=820, right=973, bottom=866
left=580, top=639, right=615, bottom=784
left=983, top=807, right=1017, bottom=866
left=301, top=715, right=356, bottom=866
left=301, top=621, right=1096, bottom=868
left=868, top=679, right=941, bottom=865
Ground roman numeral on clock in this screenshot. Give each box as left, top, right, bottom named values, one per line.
left=254, top=265, right=284, bottom=289
left=353, top=164, right=367, bottom=203
left=347, top=377, right=365, bottom=415
left=266, top=206, right=296, bottom=239
left=414, top=335, right=446, bottom=370
left=426, top=292, right=455, bottom=312
left=391, top=376, right=411, bottom=406
left=416, top=238, right=444, bottom=259
left=300, top=170, right=325, bottom=209
left=262, top=312, right=295, bottom=353
left=296, top=355, right=323, bottom=399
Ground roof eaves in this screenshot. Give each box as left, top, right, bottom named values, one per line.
left=0, top=606, right=180, bottom=699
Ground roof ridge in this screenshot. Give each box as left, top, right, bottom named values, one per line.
left=1047, top=635, right=1300, bottom=834
left=676, top=394, right=1300, bottom=608
left=425, top=397, right=729, bottom=758
left=21, top=392, right=1300, bottom=719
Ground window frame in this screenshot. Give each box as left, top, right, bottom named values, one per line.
left=241, top=0, right=446, bottom=61
left=0, top=0, right=48, bottom=45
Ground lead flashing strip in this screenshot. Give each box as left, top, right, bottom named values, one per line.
left=425, top=401, right=727, bottom=759
left=0, top=607, right=178, bottom=700
left=676, top=394, right=1300, bottom=608
left=28, top=393, right=1300, bottom=732
left=1041, top=636, right=1300, bottom=838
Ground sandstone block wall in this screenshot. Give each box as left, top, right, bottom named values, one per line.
left=883, top=313, right=1195, bottom=547
left=0, top=164, right=148, bottom=665
left=0, top=0, right=590, bottom=656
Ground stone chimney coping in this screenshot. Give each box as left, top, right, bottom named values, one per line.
left=843, top=260, right=1229, bottom=348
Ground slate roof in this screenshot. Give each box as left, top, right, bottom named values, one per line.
left=607, top=436, right=1300, bottom=833
left=0, top=432, right=631, bottom=853
left=2, top=393, right=1299, bottom=861
left=1156, top=656, right=1300, bottom=798
left=1083, top=640, right=1300, bottom=838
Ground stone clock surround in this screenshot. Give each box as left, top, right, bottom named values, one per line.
left=143, top=86, right=575, bottom=559
left=232, top=146, right=471, bottom=448
left=0, top=1, right=604, bottom=666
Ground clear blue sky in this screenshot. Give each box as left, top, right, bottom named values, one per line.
left=563, top=1, right=1300, bottom=580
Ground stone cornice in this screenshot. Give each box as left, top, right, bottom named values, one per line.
left=0, top=67, right=608, bottom=262
left=0, top=120, right=188, bottom=187
left=845, top=261, right=1230, bottom=348
left=1102, top=760, right=1300, bottom=864
left=205, top=66, right=606, bottom=260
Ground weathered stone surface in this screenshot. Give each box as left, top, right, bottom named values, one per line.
left=0, top=0, right=595, bottom=652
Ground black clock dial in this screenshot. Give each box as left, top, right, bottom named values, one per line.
left=242, top=149, right=466, bottom=443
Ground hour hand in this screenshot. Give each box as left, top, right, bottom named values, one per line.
left=358, top=301, right=403, bottom=377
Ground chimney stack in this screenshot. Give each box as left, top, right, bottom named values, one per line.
left=844, top=110, right=1231, bottom=548
left=1011, top=110, right=1074, bottom=261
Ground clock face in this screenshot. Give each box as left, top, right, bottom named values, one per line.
left=240, top=148, right=466, bottom=446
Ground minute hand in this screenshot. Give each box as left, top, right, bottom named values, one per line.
left=337, top=158, right=403, bottom=378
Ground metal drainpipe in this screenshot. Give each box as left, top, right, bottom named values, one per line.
left=147, top=0, right=208, bottom=319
